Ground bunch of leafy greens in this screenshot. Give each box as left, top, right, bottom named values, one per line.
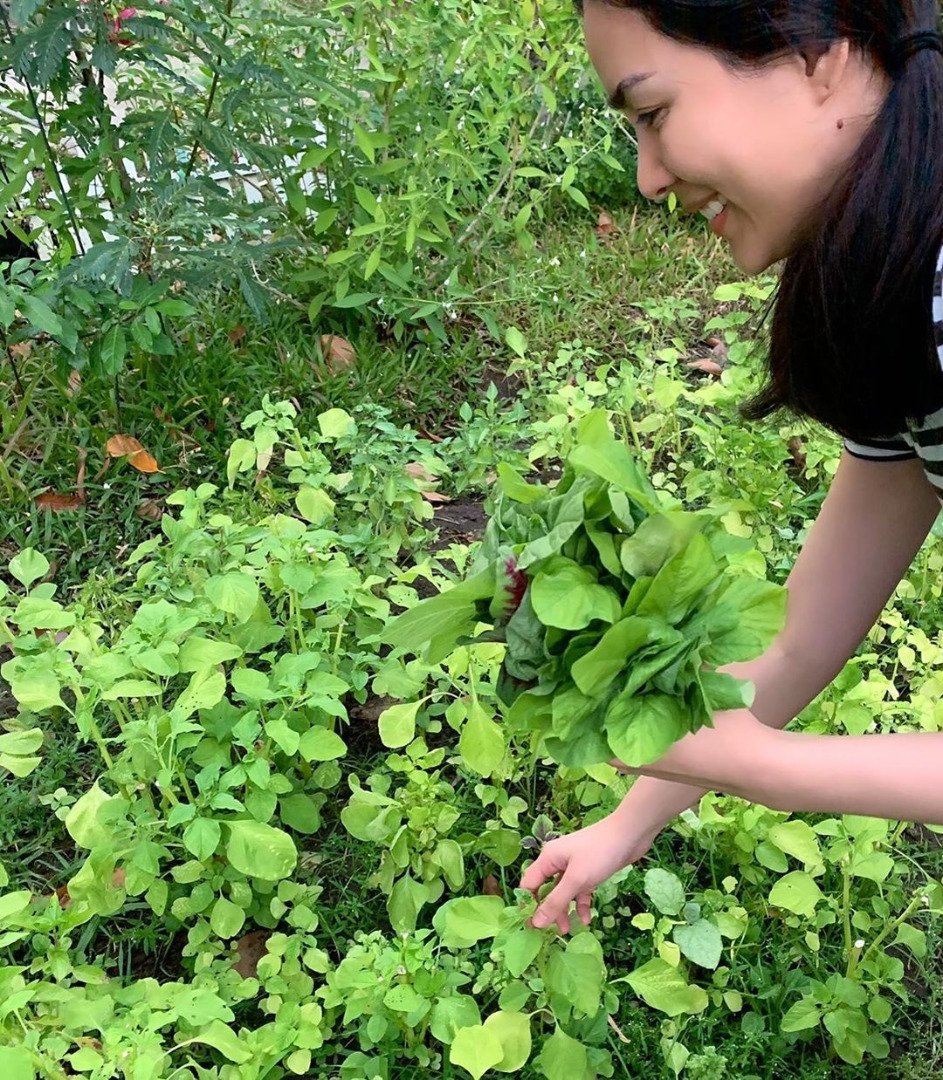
left=384, top=411, right=786, bottom=768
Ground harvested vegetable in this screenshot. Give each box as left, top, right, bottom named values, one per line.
left=383, top=411, right=786, bottom=768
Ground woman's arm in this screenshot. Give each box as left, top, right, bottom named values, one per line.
left=629, top=710, right=943, bottom=825
left=613, top=451, right=940, bottom=827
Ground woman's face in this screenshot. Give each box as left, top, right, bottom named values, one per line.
left=582, top=3, right=889, bottom=273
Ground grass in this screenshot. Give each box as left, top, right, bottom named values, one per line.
left=0, top=202, right=736, bottom=591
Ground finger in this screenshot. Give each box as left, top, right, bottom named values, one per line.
left=519, top=847, right=565, bottom=893
left=531, top=873, right=581, bottom=932
left=576, top=892, right=593, bottom=926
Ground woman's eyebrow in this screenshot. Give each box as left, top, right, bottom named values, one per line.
left=608, top=73, right=653, bottom=109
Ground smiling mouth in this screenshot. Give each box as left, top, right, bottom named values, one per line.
left=698, top=197, right=728, bottom=223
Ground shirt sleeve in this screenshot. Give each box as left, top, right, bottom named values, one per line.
left=843, top=433, right=917, bottom=462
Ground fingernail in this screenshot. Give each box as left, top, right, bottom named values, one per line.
left=532, top=914, right=547, bottom=928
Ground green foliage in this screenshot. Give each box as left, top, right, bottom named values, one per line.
left=384, top=409, right=787, bottom=769
left=0, top=0, right=629, bottom=379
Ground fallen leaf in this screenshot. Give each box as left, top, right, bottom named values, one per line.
left=35, top=491, right=85, bottom=511
left=710, top=341, right=730, bottom=367
left=787, top=436, right=807, bottom=472
left=228, top=325, right=247, bottom=346
left=136, top=499, right=163, bottom=521
left=595, top=211, right=618, bottom=241
left=319, top=334, right=357, bottom=375
left=234, top=930, right=271, bottom=979
left=684, top=359, right=724, bottom=377
left=106, top=434, right=145, bottom=457
left=67, top=369, right=82, bottom=397
left=482, top=875, right=501, bottom=896
left=8, top=341, right=32, bottom=360
left=421, top=490, right=451, bottom=504
left=405, top=462, right=439, bottom=483
left=128, top=450, right=160, bottom=474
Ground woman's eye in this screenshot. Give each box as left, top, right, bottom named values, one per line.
left=637, top=108, right=665, bottom=128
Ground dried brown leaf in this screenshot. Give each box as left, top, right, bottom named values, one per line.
left=128, top=449, right=160, bottom=474
left=106, top=434, right=144, bottom=457
left=35, top=491, right=85, bottom=512
left=482, top=874, right=502, bottom=896
left=136, top=499, right=163, bottom=521
left=228, top=325, right=247, bottom=346
left=319, top=334, right=357, bottom=375
left=684, top=359, right=724, bottom=377
left=234, top=930, right=271, bottom=979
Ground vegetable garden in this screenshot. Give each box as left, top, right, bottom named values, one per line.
left=2, top=1, right=943, bottom=1078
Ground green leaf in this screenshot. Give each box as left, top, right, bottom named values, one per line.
left=768, top=871, right=823, bottom=919
left=450, top=1025, right=503, bottom=1080
left=192, top=1020, right=252, bottom=1064
left=178, top=636, right=243, bottom=672
left=172, top=669, right=226, bottom=721
left=317, top=408, right=356, bottom=438
left=701, top=576, right=787, bottom=665
left=781, top=997, right=822, bottom=1033
left=353, top=123, right=376, bottom=163
left=637, top=532, right=719, bottom=624
left=388, top=874, right=429, bottom=933
left=298, top=726, right=347, bottom=762
left=483, top=1011, right=531, bottom=1072
left=606, top=693, right=687, bottom=768
left=378, top=700, right=421, bottom=749
left=430, top=995, right=481, bottom=1045
left=530, top=558, right=619, bottom=631
left=279, top=793, right=322, bottom=834
left=625, top=958, right=709, bottom=1017
left=65, top=782, right=121, bottom=850
left=210, top=896, right=246, bottom=939
left=459, top=704, right=505, bottom=777
left=505, top=326, right=527, bottom=359
left=204, top=573, right=260, bottom=623
left=570, top=617, right=651, bottom=696
left=382, top=567, right=497, bottom=664
left=99, top=325, right=127, bottom=377
left=643, top=867, right=685, bottom=916
left=9, top=548, right=49, bottom=588
left=536, top=1028, right=587, bottom=1080
left=226, top=821, right=297, bottom=881
left=497, top=927, right=543, bottom=977
left=184, top=817, right=221, bottom=861
left=433, top=896, right=504, bottom=949
left=673, top=918, right=723, bottom=970
left=544, top=934, right=605, bottom=1016
left=0, top=1046, right=35, bottom=1080
left=767, top=821, right=823, bottom=870
left=21, top=295, right=62, bottom=336
left=384, top=984, right=426, bottom=1014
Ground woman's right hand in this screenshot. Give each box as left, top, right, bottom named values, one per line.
left=518, top=810, right=659, bottom=934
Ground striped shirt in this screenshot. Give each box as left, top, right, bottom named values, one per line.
left=843, top=246, right=943, bottom=500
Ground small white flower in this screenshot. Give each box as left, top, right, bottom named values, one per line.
left=552, top=294, right=558, bottom=303
left=415, top=124, right=422, bottom=133
left=854, top=938, right=865, bottom=949
left=579, top=249, right=587, bottom=258
left=549, top=257, right=560, bottom=267
left=103, top=483, right=111, bottom=490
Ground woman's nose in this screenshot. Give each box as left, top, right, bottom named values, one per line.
left=635, top=138, right=676, bottom=204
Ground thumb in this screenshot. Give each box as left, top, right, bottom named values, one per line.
left=519, top=843, right=568, bottom=894
left=531, top=871, right=582, bottom=934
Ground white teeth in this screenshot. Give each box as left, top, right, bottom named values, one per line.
left=700, top=198, right=727, bottom=222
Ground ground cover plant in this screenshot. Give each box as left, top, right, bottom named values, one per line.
left=4, top=0, right=943, bottom=1077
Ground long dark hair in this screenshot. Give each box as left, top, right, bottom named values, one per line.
left=578, top=0, right=943, bottom=440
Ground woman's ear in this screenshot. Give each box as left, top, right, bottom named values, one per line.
left=801, top=39, right=852, bottom=102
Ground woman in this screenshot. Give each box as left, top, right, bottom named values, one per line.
left=522, top=0, right=943, bottom=935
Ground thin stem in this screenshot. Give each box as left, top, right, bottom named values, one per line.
left=184, top=0, right=236, bottom=180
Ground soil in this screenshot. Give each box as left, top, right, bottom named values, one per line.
left=429, top=498, right=488, bottom=552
